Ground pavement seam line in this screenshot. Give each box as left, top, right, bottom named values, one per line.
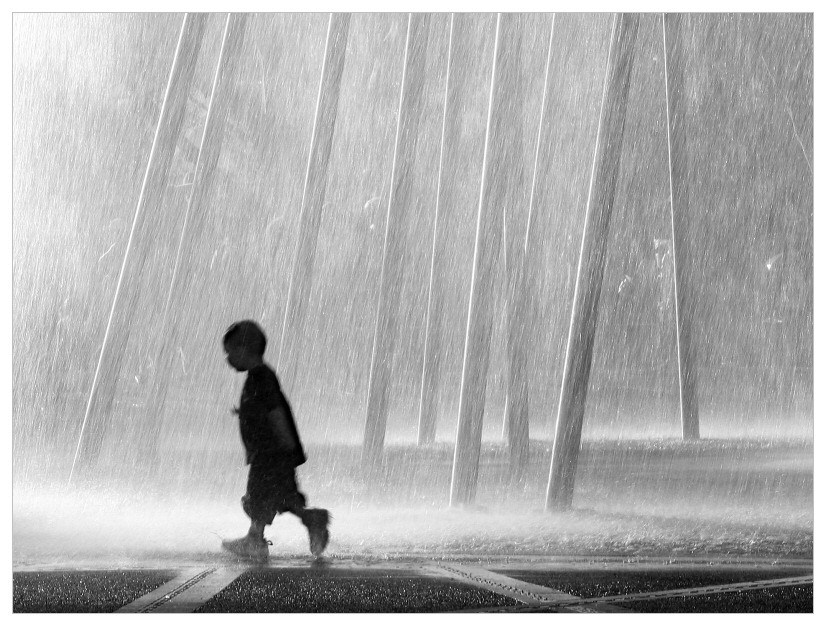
left=138, top=567, right=218, bottom=612
left=153, top=566, right=250, bottom=613
left=436, top=563, right=555, bottom=604
left=116, top=567, right=214, bottom=613
left=539, top=574, right=814, bottom=607
left=433, top=562, right=626, bottom=612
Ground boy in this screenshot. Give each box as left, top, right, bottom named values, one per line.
left=221, top=320, right=330, bottom=561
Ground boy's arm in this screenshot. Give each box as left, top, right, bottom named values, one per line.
left=267, top=407, right=298, bottom=452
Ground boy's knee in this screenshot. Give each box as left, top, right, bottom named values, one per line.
left=288, top=493, right=307, bottom=516
left=299, top=507, right=330, bottom=529
left=242, top=494, right=276, bottom=525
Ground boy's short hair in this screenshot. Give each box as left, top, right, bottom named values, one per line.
left=223, top=320, right=267, bottom=356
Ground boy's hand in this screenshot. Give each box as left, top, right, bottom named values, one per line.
left=267, top=407, right=298, bottom=452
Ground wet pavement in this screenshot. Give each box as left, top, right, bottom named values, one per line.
left=13, top=441, right=813, bottom=612
left=13, top=555, right=813, bottom=613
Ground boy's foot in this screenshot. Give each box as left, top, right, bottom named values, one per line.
left=221, top=533, right=270, bottom=562
left=303, top=508, right=330, bottom=557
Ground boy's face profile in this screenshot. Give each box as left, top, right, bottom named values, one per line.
left=224, top=340, right=260, bottom=372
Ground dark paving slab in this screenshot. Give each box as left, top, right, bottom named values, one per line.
left=496, top=567, right=813, bottom=613
left=196, top=568, right=519, bottom=613
left=13, top=570, right=178, bottom=613
left=497, top=566, right=812, bottom=598
left=615, top=584, right=813, bottom=613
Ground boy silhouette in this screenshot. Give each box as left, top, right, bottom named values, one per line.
left=221, top=320, right=330, bottom=561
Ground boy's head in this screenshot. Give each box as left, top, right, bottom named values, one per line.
left=223, top=320, right=267, bottom=371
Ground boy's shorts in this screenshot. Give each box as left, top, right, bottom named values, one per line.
left=242, top=457, right=307, bottom=525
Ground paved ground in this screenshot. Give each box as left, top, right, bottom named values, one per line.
left=13, top=555, right=813, bottom=613
left=13, top=440, right=813, bottom=612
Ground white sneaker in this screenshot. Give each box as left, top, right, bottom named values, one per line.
left=221, top=534, right=270, bottom=562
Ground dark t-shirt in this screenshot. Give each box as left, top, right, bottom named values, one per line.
left=237, top=363, right=306, bottom=467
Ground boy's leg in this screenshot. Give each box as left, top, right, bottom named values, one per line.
left=297, top=506, right=330, bottom=557
left=222, top=464, right=274, bottom=561
left=286, top=496, right=330, bottom=557
left=274, top=469, right=330, bottom=557
left=242, top=461, right=330, bottom=558
left=248, top=520, right=266, bottom=539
